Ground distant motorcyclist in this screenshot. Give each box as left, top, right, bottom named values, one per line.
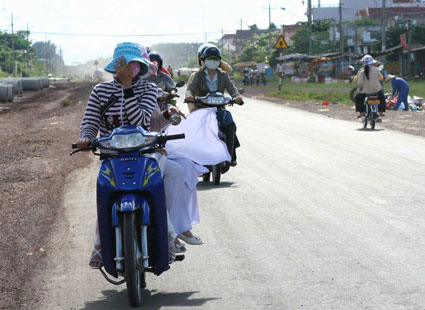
left=146, top=52, right=176, bottom=91
left=186, top=46, right=243, bottom=166
left=354, top=55, right=386, bottom=118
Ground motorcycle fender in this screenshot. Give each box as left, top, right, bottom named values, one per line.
left=113, top=194, right=151, bottom=225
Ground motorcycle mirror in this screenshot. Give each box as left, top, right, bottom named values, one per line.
left=169, top=114, right=182, bottom=126
left=176, top=81, right=185, bottom=88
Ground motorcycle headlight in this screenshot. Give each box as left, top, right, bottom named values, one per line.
left=99, top=133, right=156, bottom=150
left=202, top=97, right=228, bottom=105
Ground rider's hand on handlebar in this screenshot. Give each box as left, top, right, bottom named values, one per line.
left=168, top=106, right=186, bottom=119
left=185, top=96, right=194, bottom=103
left=234, top=96, right=244, bottom=105
left=153, top=148, right=168, bottom=156
left=76, top=138, right=91, bottom=151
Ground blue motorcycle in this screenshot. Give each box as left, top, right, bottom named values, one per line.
left=71, top=126, right=184, bottom=307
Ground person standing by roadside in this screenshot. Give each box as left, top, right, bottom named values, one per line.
left=385, top=75, right=410, bottom=111
left=167, top=65, right=174, bottom=78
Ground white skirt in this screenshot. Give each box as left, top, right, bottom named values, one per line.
left=165, top=107, right=231, bottom=165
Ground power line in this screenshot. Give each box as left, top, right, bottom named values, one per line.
left=30, top=31, right=223, bottom=37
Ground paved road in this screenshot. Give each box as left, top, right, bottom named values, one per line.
left=35, top=96, right=425, bottom=309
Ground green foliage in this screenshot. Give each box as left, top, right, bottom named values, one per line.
left=345, top=17, right=379, bottom=27
left=0, top=30, right=64, bottom=76
left=33, top=41, right=57, bottom=60
left=248, top=24, right=258, bottom=30
left=288, top=27, right=335, bottom=55
left=238, top=31, right=279, bottom=63
left=386, top=23, right=425, bottom=60
left=268, top=83, right=354, bottom=106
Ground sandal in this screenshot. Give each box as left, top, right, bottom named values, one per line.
left=169, top=245, right=176, bottom=264
left=176, top=242, right=187, bottom=254
left=89, top=245, right=103, bottom=269
left=178, top=234, right=203, bottom=245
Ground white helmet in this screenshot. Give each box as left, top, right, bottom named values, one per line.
left=361, top=55, right=376, bottom=66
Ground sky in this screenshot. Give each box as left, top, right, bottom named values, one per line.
left=1, top=0, right=339, bottom=65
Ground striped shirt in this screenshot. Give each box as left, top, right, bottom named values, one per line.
left=80, top=78, right=158, bottom=139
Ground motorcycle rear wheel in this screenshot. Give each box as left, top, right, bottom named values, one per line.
left=202, top=172, right=211, bottom=182
left=123, top=212, right=143, bottom=307
left=362, top=116, right=367, bottom=128
left=370, top=119, right=375, bottom=130
left=212, top=164, right=221, bottom=185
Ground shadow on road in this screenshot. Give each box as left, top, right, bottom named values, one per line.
left=83, top=289, right=219, bottom=309
left=197, top=181, right=236, bottom=191
left=356, top=128, right=385, bottom=132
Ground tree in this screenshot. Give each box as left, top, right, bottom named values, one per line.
left=269, top=23, right=277, bottom=29
left=238, top=31, right=279, bottom=63
left=33, top=41, right=57, bottom=60
left=248, top=24, right=258, bottom=30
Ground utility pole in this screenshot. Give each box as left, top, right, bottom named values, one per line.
left=339, top=0, right=343, bottom=54
left=269, top=1, right=272, bottom=28
left=240, top=18, right=242, bottom=31
left=44, top=33, right=48, bottom=75
left=381, top=0, right=386, bottom=51
left=407, top=20, right=412, bottom=77
left=11, top=13, right=16, bottom=76
left=26, top=22, right=30, bottom=76
left=307, top=0, right=312, bottom=54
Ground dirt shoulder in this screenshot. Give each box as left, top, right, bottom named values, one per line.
left=242, top=86, right=425, bottom=138
left=0, top=82, right=94, bottom=310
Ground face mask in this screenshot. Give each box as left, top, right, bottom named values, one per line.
left=128, top=61, right=141, bottom=77
left=205, top=59, right=220, bottom=70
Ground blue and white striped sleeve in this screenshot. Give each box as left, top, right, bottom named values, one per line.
left=124, top=84, right=157, bottom=128
left=80, top=86, right=102, bottom=139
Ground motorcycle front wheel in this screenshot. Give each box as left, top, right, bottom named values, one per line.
left=123, top=212, right=143, bottom=307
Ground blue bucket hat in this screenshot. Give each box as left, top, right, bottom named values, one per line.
left=104, top=42, right=149, bottom=75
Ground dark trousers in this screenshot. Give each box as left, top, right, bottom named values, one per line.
left=216, top=109, right=239, bottom=161
left=355, top=91, right=386, bottom=113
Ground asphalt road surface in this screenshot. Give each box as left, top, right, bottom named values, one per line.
left=35, top=96, right=425, bottom=309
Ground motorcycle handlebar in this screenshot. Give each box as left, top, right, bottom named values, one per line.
left=184, top=97, right=243, bottom=105
left=157, top=133, right=185, bottom=146
left=164, top=133, right=185, bottom=141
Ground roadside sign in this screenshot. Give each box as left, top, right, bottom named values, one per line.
left=273, top=35, right=288, bottom=49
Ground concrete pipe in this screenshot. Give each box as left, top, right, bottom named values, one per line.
left=0, top=84, right=14, bottom=103
left=21, top=78, right=42, bottom=91
left=0, top=78, right=23, bottom=94
left=40, top=77, right=50, bottom=88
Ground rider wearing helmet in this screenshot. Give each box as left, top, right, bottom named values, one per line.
left=186, top=46, right=243, bottom=167
left=146, top=51, right=176, bottom=91
left=354, top=55, right=386, bottom=118
left=186, top=43, right=233, bottom=112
